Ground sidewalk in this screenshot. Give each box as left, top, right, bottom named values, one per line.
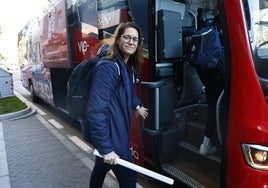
left=0, top=104, right=119, bottom=188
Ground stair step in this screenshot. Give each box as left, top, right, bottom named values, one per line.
left=162, top=141, right=221, bottom=187
left=178, top=141, right=221, bottom=164
left=162, top=163, right=205, bottom=188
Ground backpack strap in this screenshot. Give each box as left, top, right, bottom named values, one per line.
left=114, top=62, right=120, bottom=75
left=99, top=57, right=120, bottom=76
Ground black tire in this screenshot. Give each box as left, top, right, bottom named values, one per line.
left=29, top=84, right=41, bottom=103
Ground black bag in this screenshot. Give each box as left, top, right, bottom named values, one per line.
left=66, top=44, right=122, bottom=143
left=77, top=58, right=120, bottom=143
left=66, top=44, right=109, bottom=119
left=66, top=56, right=101, bottom=119
left=187, top=25, right=224, bottom=74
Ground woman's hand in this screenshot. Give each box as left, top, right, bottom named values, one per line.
left=136, top=106, right=149, bottom=119
left=103, top=151, right=119, bottom=165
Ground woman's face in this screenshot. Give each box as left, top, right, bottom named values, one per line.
left=117, top=27, right=139, bottom=60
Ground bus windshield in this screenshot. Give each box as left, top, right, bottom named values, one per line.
left=250, top=0, right=268, bottom=58
left=246, top=0, right=268, bottom=95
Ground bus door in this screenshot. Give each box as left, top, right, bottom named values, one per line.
left=131, top=0, right=224, bottom=187
left=224, top=0, right=268, bottom=187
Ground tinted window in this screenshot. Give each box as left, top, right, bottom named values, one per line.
left=245, top=0, right=268, bottom=95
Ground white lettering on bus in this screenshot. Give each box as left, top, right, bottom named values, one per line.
left=78, top=41, right=89, bottom=55
left=129, top=145, right=139, bottom=160
left=98, top=16, right=112, bottom=27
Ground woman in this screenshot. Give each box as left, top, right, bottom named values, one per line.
left=87, top=22, right=148, bottom=188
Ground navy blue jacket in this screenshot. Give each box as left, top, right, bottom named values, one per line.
left=86, top=54, right=141, bottom=159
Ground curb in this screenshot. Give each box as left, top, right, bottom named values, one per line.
left=0, top=106, right=33, bottom=121
left=0, top=122, right=11, bottom=188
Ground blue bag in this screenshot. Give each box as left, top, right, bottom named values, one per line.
left=187, top=25, right=224, bottom=74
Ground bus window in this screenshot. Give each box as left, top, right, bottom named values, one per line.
left=245, top=0, right=268, bottom=95
left=77, top=0, right=98, bottom=27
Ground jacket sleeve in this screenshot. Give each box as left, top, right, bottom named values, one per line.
left=132, top=91, right=141, bottom=110
left=86, top=61, right=119, bottom=155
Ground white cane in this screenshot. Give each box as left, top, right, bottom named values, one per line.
left=93, top=149, right=174, bottom=185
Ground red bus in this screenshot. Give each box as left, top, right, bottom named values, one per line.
left=17, top=0, right=268, bottom=187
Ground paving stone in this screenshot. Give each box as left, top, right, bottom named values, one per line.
left=2, top=115, right=93, bottom=188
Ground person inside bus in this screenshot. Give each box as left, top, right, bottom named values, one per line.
left=86, top=22, right=149, bottom=188
left=198, top=68, right=224, bottom=155
left=196, top=8, right=225, bottom=155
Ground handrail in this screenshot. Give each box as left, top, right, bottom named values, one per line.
left=140, top=80, right=165, bottom=88
left=139, top=80, right=166, bottom=131
left=216, top=89, right=224, bottom=145
left=142, top=124, right=164, bottom=136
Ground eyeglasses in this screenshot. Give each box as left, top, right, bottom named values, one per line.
left=121, top=35, right=140, bottom=44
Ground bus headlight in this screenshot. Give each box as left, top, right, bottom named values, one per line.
left=241, top=144, right=268, bottom=170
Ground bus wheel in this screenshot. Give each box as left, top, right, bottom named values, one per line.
left=30, top=84, right=41, bottom=103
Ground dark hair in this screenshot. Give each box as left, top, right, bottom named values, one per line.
left=107, top=22, right=144, bottom=76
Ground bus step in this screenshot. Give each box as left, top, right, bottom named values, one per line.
left=162, top=163, right=205, bottom=188
left=178, top=141, right=221, bottom=163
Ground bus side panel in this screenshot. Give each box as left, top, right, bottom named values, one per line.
left=97, top=0, right=130, bottom=30
left=68, top=0, right=99, bottom=64
left=20, top=16, right=55, bottom=105
left=69, top=26, right=99, bottom=64
left=41, top=0, right=70, bottom=68
left=225, top=0, right=268, bottom=187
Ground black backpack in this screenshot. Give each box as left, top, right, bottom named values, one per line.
left=66, top=56, right=101, bottom=119
left=187, top=25, right=224, bottom=75
left=66, top=44, right=109, bottom=119
left=66, top=44, right=122, bottom=143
